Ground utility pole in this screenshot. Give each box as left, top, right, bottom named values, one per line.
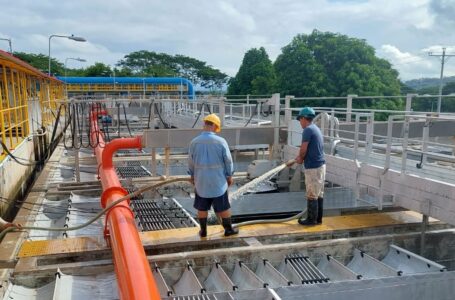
left=429, top=47, right=455, bottom=113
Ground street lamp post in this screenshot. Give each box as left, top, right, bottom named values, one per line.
left=0, top=37, right=12, bottom=53
left=48, top=34, right=86, bottom=76
left=64, top=57, right=86, bottom=96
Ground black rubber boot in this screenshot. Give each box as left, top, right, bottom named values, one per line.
left=317, top=197, right=323, bottom=224
left=298, top=199, right=318, bottom=226
left=198, top=218, right=207, bottom=237
left=222, top=217, right=239, bottom=236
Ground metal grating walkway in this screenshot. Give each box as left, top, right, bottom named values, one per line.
left=116, top=165, right=152, bottom=178
left=130, top=198, right=197, bottom=231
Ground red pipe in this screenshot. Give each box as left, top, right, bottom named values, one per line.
left=90, top=107, right=161, bottom=300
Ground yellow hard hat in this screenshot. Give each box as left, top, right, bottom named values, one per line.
left=203, top=114, right=221, bottom=132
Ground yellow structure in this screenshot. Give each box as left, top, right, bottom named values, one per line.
left=66, top=83, right=186, bottom=93
left=0, top=50, right=64, bottom=161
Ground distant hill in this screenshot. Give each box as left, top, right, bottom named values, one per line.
left=405, top=76, right=455, bottom=90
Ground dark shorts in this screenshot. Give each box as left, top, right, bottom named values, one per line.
left=194, top=191, right=231, bottom=213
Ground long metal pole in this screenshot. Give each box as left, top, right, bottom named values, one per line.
left=429, top=47, right=455, bottom=113
left=64, top=58, right=68, bottom=97
left=437, top=48, right=446, bottom=113
left=0, top=38, right=12, bottom=53
left=48, top=36, right=52, bottom=76
left=75, top=130, right=80, bottom=183
left=48, top=34, right=86, bottom=76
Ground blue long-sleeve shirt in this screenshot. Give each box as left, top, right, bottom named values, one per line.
left=188, top=132, right=234, bottom=198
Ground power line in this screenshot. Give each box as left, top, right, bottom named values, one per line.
left=429, top=47, right=455, bottom=113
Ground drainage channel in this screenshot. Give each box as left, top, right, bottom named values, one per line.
left=149, top=244, right=446, bottom=299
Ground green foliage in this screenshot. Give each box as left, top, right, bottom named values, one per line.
left=227, top=30, right=403, bottom=114
left=117, top=50, right=228, bottom=89
left=65, top=68, right=86, bottom=77
left=228, top=47, right=276, bottom=95
left=405, top=76, right=455, bottom=90
left=274, top=30, right=401, bottom=110
left=274, top=37, right=328, bottom=99
left=443, top=81, right=455, bottom=95
left=405, top=79, right=455, bottom=113
left=83, top=62, right=112, bottom=77
left=416, top=86, right=439, bottom=95
left=12, top=50, right=227, bottom=89
left=115, top=67, right=134, bottom=77
left=196, top=65, right=229, bottom=90
left=406, top=81, right=455, bottom=113
left=400, top=81, right=415, bottom=95
left=14, top=52, right=65, bottom=75
left=442, top=82, right=455, bottom=112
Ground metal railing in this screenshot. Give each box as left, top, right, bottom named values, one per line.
left=0, top=57, right=64, bottom=161
left=64, top=94, right=455, bottom=180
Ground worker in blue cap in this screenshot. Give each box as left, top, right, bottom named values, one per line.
left=294, top=107, right=326, bottom=225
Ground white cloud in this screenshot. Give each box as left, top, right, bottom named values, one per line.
left=0, top=0, right=454, bottom=82
left=379, top=44, right=433, bottom=79
left=378, top=44, right=455, bottom=80
left=422, top=45, right=455, bottom=53
left=218, top=1, right=256, bottom=32
left=380, top=45, right=428, bottom=67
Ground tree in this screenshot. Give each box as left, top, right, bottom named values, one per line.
left=13, top=50, right=227, bottom=89
left=274, top=30, right=402, bottom=110
left=115, top=67, right=133, bottom=77
left=443, top=81, right=455, bottom=95
left=412, top=81, right=455, bottom=113
left=14, top=52, right=65, bottom=76
left=196, top=65, right=229, bottom=90
left=274, top=36, right=329, bottom=99
left=117, top=50, right=228, bottom=89
left=442, top=81, right=455, bottom=112
left=228, top=47, right=276, bottom=95
left=65, top=68, right=86, bottom=77
left=83, top=62, right=112, bottom=77
left=400, top=81, right=415, bottom=95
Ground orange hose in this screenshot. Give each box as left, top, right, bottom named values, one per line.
left=90, top=106, right=161, bottom=300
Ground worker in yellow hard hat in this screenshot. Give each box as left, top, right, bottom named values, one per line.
left=202, top=113, right=221, bottom=132
left=188, top=113, right=238, bottom=237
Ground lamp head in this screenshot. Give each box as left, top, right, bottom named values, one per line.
left=68, top=35, right=86, bottom=42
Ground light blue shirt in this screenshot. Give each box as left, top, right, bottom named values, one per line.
left=188, top=131, right=234, bottom=198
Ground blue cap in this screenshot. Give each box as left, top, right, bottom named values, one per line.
left=296, top=107, right=316, bottom=120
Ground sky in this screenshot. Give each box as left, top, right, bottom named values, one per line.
left=0, top=0, right=454, bottom=82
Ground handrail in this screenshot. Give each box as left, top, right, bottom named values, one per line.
left=90, top=106, right=160, bottom=300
